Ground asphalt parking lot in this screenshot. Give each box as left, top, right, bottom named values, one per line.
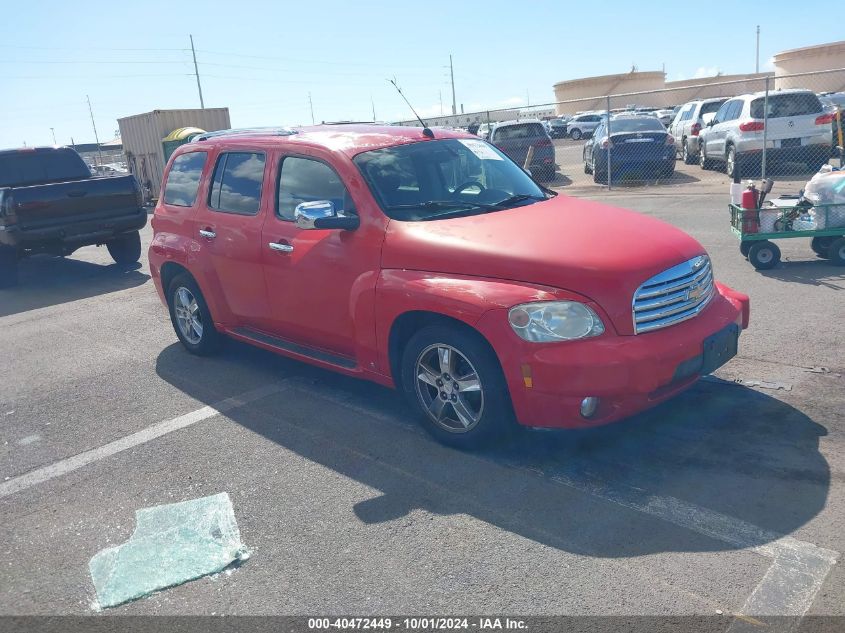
left=1, top=191, right=844, bottom=626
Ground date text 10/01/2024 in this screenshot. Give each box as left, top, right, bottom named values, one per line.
left=307, top=617, right=528, bottom=630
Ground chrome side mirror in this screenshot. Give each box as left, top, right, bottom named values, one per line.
left=294, top=200, right=359, bottom=231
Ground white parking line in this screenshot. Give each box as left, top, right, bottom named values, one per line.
left=0, top=383, right=284, bottom=499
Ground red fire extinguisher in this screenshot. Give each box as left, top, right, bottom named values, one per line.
left=741, top=184, right=759, bottom=234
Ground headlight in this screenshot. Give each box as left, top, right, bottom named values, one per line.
left=508, top=301, right=605, bottom=342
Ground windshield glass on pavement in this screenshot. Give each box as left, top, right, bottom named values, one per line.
left=353, top=138, right=548, bottom=221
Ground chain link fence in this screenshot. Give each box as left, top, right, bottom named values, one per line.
left=399, top=68, right=845, bottom=195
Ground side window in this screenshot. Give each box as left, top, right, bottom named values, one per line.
left=277, top=156, right=355, bottom=221
left=163, top=151, right=207, bottom=206
left=208, top=152, right=265, bottom=215
left=712, top=101, right=732, bottom=125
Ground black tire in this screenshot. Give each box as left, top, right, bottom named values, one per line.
left=682, top=139, right=695, bottom=165
left=726, top=145, right=741, bottom=179
left=828, top=237, right=845, bottom=266
left=0, top=246, right=19, bottom=289
left=748, top=241, right=781, bottom=270
left=661, top=163, right=675, bottom=179
left=740, top=241, right=752, bottom=258
left=106, top=231, right=142, bottom=266
left=584, top=155, right=593, bottom=174
left=810, top=236, right=836, bottom=259
left=593, top=168, right=607, bottom=184
left=570, top=128, right=582, bottom=141
left=166, top=273, right=223, bottom=355
left=400, top=325, right=516, bottom=449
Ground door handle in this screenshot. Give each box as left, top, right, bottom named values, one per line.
left=268, top=242, right=294, bottom=253
left=199, top=229, right=216, bottom=239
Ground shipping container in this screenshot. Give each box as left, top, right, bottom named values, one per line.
left=117, top=108, right=231, bottom=198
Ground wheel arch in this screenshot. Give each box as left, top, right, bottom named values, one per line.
left=388, top=311, right=500, bottom=392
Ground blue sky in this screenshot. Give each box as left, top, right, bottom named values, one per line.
left=2, top=0, right=843, bottom=148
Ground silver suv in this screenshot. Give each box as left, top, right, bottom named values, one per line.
left=567, top=113, right=604, bottom=140
left=669, top=98, right=727, bottom=164
left=698, top=89, right=832, bottom=178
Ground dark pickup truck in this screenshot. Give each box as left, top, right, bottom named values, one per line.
left=0, top=146, right=147, bottom=287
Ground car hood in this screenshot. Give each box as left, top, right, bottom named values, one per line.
left=381, top=195, right=706, bottom=335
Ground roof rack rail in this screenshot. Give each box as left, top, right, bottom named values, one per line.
left=192, top=127, right=299, bottom=141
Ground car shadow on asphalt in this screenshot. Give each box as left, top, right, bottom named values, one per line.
left=156, top=340, right=829, bottom=559
left=0, top=255, right=149, bottom=317
left=759, top=259, right=845, bottom=290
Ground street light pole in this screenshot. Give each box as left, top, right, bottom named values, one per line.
left=756, top=25, right=760, bottom=73
left=50, top=128, right=57, bottom=145
left=449, top=54, right=456, bottom=116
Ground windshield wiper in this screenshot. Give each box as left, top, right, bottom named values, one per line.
left=490, top=194, right=546, bottom=208
left=384, top=200, right=494, bottom=212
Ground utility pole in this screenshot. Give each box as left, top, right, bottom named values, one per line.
left=70, top=136, right=75, bottom=151
left=308, top=93, right=315, bottom=125
left=449, top=54, right=456, bottom=115
left=526, top=89, right=530, bottom=106
left=371, top=96, right=376, bottom=122
left=756, top=25, right=760, bottom=73
left=190, top=34, right=205, bottom=108
left=50, top=127, right=56, bottom=145
left=439, top=90, right=443, bottom=116
left=86, top=95, right=103, bottom=167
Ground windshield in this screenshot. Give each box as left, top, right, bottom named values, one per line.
left=353, top=138, right=548, bottom=221
left=608, top=118, right=666, bottom=132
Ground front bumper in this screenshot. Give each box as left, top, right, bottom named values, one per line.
left=476, top=282, right=749, bottom=429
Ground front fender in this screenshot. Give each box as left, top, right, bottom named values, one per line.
left=375, top=269, right=602, bottom=380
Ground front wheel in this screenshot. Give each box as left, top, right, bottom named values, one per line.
left=167, top=273, right=222, bottom=355
left=748, top=241, right=781, bottom=270
left=401, top=325, right=515, bottom=449
left=106, top=231, right=142, bottom=266
left=570, top=128, right=582, bottom=141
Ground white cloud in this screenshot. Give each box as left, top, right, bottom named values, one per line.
left=693, top=66, right=720, bottom=79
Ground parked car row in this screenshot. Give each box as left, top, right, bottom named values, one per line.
left=582, top=115, right=676, bottom=183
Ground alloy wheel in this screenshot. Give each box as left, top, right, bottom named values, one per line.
left=414, top=344, right=484, bottom=433
left=173, top=286, right=203, bottom=345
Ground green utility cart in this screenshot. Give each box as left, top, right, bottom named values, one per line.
left=730, top=201, right=845, bottom=270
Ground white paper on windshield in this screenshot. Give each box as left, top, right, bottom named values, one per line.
left=459, top=139, right=503, bottom=160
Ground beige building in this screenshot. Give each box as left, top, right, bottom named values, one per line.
left=773, top=40, right=845, bottom=91
left=552, top=39, right=845, bottom=116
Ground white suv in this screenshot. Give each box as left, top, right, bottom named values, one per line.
left=698, top=89, right=833, bottom=178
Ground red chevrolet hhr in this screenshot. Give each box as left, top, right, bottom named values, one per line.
left=149, top=125, right=750, bottom=448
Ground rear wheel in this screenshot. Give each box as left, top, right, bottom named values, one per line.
left=167, top=273, right=222, bottom=355
left=106, top=231, right=141, bottom=266
left=828, top=237, right=845, bottom=266
left=748, top=240, right=781, bottom=270
left=699, top=143, right=714, bottom=170
left=401, top=325, right=515, bottom=449
left=811, top=236, right=836, bottom=259
left=593, top=168, right=607, bottom=184
left=570, top=128, right=582, bottom=141
left=0, top=246, right=19, bottom=289
left=682, top=139, right=695, bottom=165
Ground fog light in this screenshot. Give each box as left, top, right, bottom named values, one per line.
left=580, top=397, right=600, bottom=418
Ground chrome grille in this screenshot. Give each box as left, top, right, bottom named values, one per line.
left=633, top=255, right=715, bottom=334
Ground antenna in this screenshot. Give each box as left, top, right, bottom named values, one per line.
left=388, top=79, right=434, bottom=138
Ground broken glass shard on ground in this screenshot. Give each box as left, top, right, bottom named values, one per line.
left=89, top=492, right=249, bottom=608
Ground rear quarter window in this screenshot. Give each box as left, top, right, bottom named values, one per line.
left=163, top=151, right=207, bottom=207
left=750, top=93, right=823, bottom=119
